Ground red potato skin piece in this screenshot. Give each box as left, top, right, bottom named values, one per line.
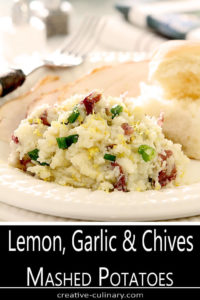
left=158, top=166, right=177, bottom=187
left=40, top=110, right=50, bottom=126
left=106, top=144, right=117, bottom=150
left=11, top=135, right=19, bottom=144
left=158, top=150, right=176, bottom=187
left=81, top=91, right=101, bottom=115
left=114, top=174, right=127, bottom=192
left=157, top=112, right=164, bottom=127
left=111, top=162, right=128, bottom=192
left=121, top=123, right=134, bottom=135
left=159, top=150, right=173, bottom=161
left=20, top=157, right=31, bottom=171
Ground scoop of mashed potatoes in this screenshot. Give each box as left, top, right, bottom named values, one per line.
left=9, top=91, right=188, bottom=192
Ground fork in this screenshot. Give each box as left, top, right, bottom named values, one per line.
left=0, top=15, right=106, bottom=98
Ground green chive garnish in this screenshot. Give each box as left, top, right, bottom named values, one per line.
left=104, top=153, right=116, bottom=162
left=138, top=145, right=156, bottom=162
left=56, top=134, right=79, bottom=149
left=40, top=162, right=50, bottom=166
left=28, top=149, right=39, bottom=161
left=68, top=106, right=80, bottom=123
left=111, top=105, right=123, bottom=119
left=28, top=149, right=49, bottom=166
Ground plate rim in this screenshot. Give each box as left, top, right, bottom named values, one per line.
left=1, top=163, right=200, bottom=221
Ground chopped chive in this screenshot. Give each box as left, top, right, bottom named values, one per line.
left=111, top=104, right=123, bottom=119
left=28, top=149, right=49, bottom=166
left=28, top=149, right=39, bottom=161
left=40, top=162, right=50, bottom=166
left=56, top=134, right=79, bottom=149
left=104, top=153, right=116, bottom=162
left=68, top=106, right=80, bottom=123
left=138, top=145, right=156, bottom=162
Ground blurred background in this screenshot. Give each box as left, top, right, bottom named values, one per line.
left=0, top=0, right=200, bottom=69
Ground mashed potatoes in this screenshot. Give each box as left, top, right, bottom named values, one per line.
left=9, top=91, right=188, bottom=192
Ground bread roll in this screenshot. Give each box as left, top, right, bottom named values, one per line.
left=149, top=40, right=200, bottom=99
left=138, top=87, right=200, bottom=159
left=138, top=40, right=200, bottom=159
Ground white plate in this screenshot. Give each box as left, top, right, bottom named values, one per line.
left=0, top=201, right=67, bottom=222
left=1, top=52, right=200, bottom=221
left=0, top=201, right=200, bottom=222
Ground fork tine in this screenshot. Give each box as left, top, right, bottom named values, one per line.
left=67, top=16, right=100, bottom=55
left=78, top=17, right=107, bottom=56
left=59, top=15, right=96, bottom=54
left=46, top=15, right=106, bottom=68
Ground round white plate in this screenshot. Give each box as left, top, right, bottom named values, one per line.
left=1, top=52, right=200, bottom=221
left=0, top=201, right=200, bottom=222
left=0, top=201, right=67, bottom=222
left=1, top=155, right=200, bottom=221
